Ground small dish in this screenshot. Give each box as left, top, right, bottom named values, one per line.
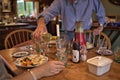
left=12, top=51, right=30, bottom=58
left=14, top=54, right=48, bottom=69
left=96, top=49, right=113, bottom=56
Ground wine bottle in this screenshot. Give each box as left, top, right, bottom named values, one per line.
left=72, top=39, right=80, bottom=63
left=72, top=22, right=81, bottom=63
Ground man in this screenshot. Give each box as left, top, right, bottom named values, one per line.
left=0, top=59, right=65, bottom=80
left=33, top=0, right=106, bottom=41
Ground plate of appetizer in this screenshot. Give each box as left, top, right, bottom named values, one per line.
left=14, top=54, right=48, bottom=68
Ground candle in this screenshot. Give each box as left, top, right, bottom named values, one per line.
left=56, top=24, right=60, bottom=37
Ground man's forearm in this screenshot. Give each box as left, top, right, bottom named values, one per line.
left=12, top=71, right=35, bottom=80
left=37, top=17, right=46, bottom=26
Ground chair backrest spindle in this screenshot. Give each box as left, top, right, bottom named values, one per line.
left=85, top=30, right=111, bottom=49
left=4, top=29, right=33, bottom=49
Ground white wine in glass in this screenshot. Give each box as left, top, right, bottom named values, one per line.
left=42, top=32, right=52, bottom=43
left=41, top=32, right=52, bottom=55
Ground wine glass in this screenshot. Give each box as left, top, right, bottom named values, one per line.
left=41, top=32, right=52, bottom=55
left=31, top=33, right=42, bottom=54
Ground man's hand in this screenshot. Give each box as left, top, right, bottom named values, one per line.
left=32, top=18, right=48, bottom=40
left=35, top=61, right=65, bottom=79
left=93, top=25, right=103, bottom=36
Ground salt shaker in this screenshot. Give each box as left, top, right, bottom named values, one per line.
left=80, top=45, right=87, bottom=61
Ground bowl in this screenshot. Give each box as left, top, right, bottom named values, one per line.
left=87, top=56, right=113, bottom=76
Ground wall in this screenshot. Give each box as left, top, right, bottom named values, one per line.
left=1, top=0, right=119, bottom=22
left=92, top=0, right=120, bottom=50
left=0, top=0, right=17, bottom=23
left=101, top=0, right=120, bottom=21
left=0, top=0, right=2, bottom=21
left=101, top=0, right=120, bottom=50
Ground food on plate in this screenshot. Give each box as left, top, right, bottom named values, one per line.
left=86, top=42, right=94, bottom=49
left=14, top=54, right=48, bottom=68
left=52, top=36, right=57, bottom=40
left=96, top=49, right=113, bottom=56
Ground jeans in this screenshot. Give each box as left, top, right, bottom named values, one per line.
left=64, top=31, right=74, bottom=42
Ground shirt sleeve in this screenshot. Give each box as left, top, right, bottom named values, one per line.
left=37, top=0, right=61, bottom=24
left=93, top=0, right=107, bottom=27
left=0, top=59, right=12, bottom=80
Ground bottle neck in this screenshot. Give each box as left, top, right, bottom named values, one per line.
left=75, top=21, right=84, bottom=33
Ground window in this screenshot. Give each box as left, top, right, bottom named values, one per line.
left=17, top=0, right=35, bottom=17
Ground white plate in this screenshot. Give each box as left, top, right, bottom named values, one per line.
left=96, top=49, right=113, bottom=56
left=14, top=54, right=48, bottom=68
left=12, top=51, right=30, bottom=58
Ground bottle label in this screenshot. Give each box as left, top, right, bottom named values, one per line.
left=72, top=50, right=79, bottom=62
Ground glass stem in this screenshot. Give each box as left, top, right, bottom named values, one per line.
left=44, top=42, right=49, bottom=56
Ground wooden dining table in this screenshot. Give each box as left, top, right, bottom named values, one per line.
left=0, top=44, right=120, bottom=80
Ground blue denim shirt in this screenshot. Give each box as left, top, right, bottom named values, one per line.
left=38, top=0, right=106, bottom=31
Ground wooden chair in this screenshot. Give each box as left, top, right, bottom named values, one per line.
left=4, top=29, right=33, bottom=49
left=84, top=30, right=111, bottom=49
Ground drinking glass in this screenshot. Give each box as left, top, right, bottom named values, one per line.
left=56, top=39, right=68, bottom=67
left=56, top=51, right=68, bottom=67
left=41, top=32, right=52, bottom=55
left=114, top=47, right=120, bottom=63
left=42, top=32, right=52, bottom=43
left=56, top=39, right=66, bottom=49
left=31, top=33, right=43, bottom=54
left=39, top=41, right=47, bottom=56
